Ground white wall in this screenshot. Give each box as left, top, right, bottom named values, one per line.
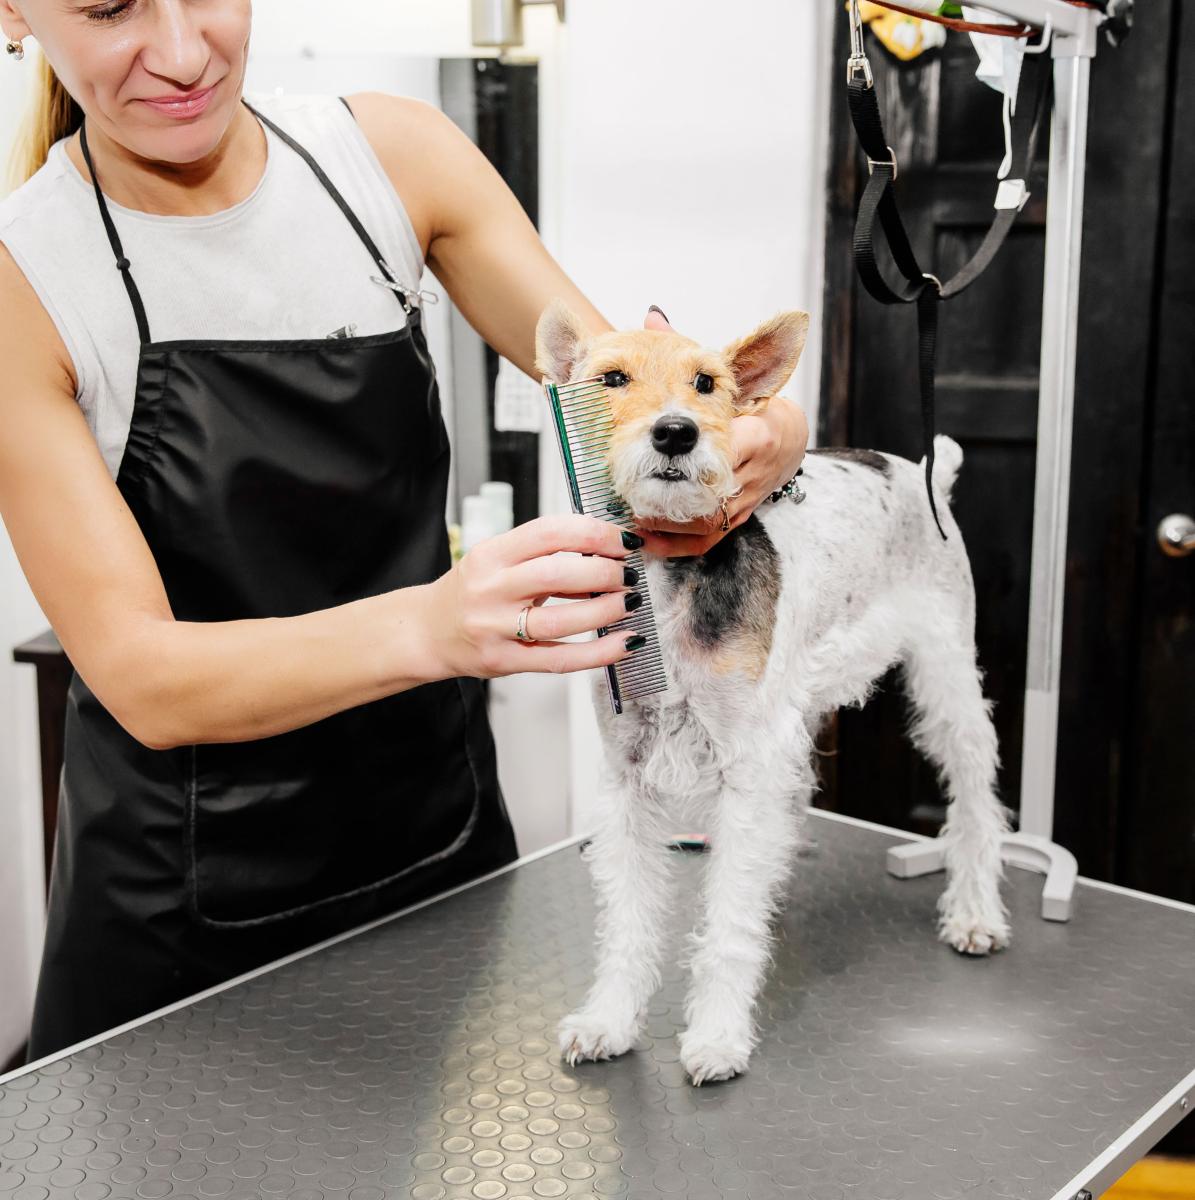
left=0, top=59, right=53, bottom=1069
left=550, top=0, right=833, bottom=829
left=0, top=0, right=832, bottom=1061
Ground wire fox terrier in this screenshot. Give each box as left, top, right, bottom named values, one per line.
left=536, top=301, right=1011, bottom=1086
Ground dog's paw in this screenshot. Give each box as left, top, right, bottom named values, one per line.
left=679, top=1032, right=750, bottom=1086
left=557, top=1009, right=639, bottom=1067
left=938, top=911, right=1011, bottom=956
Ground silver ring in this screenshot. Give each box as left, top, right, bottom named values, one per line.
left=515, top=605, right=536, bottom=644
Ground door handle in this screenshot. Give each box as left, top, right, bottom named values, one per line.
left=1157, top=513, right=1195, bottom=558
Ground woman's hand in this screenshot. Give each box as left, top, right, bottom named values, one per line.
left=637, top=309, right=810, bottom=559
left=425, top=514, right=647, bottom=679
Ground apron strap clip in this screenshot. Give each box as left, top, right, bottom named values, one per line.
left=370, top=268, right=440, bottom=311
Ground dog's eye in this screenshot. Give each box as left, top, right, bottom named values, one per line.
left=694, top=372, right=715, bottom=394
left=602, top=370, right=630, bottom=388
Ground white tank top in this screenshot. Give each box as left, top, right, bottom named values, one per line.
left=0, top=89, right=427, bottom=480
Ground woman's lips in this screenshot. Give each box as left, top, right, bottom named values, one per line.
left=140, top=83, right=217, bottom=119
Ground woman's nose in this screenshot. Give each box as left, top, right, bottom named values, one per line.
left=651, top=415, right=699, bottom=457
left=141, top=1, right=210, bottom=87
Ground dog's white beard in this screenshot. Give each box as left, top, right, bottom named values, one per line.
left=613, top=441, right=735, bottom=523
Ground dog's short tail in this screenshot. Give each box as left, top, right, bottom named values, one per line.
left=921, top=434, right=963, bottom=505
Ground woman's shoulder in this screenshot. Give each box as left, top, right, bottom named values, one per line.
left=0, top=137, right=95, bottom=350
left=0, top=137, right=78, bottom=241
left=243, top=86, right=349, bottom=132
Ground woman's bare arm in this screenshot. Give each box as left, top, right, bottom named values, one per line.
left=342, top=93, right=615, bottom=366
left=0, top=243, right=454, bottom=748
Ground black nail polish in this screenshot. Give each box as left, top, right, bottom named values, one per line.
left=621, top=531, right=644, bottom=550
left=623, top=566, right=639, bottom=587
left=624, top=591, right=643, bottom=612
left=648, top=304, right=670, bottom=323
left=625, top=634, right=648, bottom=651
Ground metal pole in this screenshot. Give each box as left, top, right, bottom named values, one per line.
left=1018, top=46, right=1091, bottom=839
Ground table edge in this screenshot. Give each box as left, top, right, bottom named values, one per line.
left=0, top=829, right=588, bottom=1086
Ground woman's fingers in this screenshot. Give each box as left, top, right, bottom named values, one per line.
left=640, top=530, right=719, bottom=558
left=490, top=512, right=639, bottom=567
left=514, top=628, right=648, bottom=675
left=521, top=591, right=638, bottom=642
left=504, top=550, right=635, bottom=602
left=636, top=491, right=755, bottom=558
left=636, top=512, right=721, bottom=536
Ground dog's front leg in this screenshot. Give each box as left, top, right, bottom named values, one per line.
left=681, top=754, right=804, bottom=1085
left=559, top=765, right=676, bottom=1066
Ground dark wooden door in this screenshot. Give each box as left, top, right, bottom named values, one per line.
left=817, top=9, right=1192, bottom=891
left=1118, top=8, right=1195, bottom=907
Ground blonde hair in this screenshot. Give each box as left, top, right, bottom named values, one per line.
left=7, top=47, right=83, bottom=192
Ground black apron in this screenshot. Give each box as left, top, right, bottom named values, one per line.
left=27, top=98, right=517, bottom=1062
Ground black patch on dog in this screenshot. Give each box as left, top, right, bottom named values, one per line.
left=663, top=514, right=781, bottom=648
left=807, top=446, right=891, bottom=477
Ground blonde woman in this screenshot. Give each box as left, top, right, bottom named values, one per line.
left=0, top=0, right=809, bottom=1063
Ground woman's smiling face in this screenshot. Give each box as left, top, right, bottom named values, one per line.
left=3, top=0, right=253, bottom=163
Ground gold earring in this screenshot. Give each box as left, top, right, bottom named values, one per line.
left=5, top=39, right=24, bottom=60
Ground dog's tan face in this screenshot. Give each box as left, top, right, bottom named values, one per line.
left=536, top=303, right=810, bottom=522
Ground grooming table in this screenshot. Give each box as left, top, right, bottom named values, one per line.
left=2, top=810, right=1193, bottom=1200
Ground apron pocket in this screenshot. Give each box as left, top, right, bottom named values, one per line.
left=185, top=678, right=480, bottom=927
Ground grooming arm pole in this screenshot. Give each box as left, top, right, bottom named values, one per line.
left=1016, top=21, right=1094, bottom=911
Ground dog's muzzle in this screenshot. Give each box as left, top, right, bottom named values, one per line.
left=649, top=414, right=698, bottom=481
left=651, top=415, right=699, bottom=458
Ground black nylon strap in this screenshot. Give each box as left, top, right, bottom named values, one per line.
left=917, top=284, right=943, bottom=538
left=845, top=43, right=1052, bottom=541
left=853, top=162, right=924, bottom=304
left=79, top=117, right=152, bottom=345
left=941, top=52, right=1052, bottom=299
left=241, top=98, right=413, bottom=316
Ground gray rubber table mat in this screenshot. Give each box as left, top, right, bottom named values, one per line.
left=2, top=812, right=1193, bottom=1200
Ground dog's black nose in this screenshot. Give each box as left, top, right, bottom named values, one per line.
left=651, top=415, right=699, bottom=457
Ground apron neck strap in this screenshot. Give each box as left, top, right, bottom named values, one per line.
left=241, top=98, right=414, bottom=318
left=79, top=115, right=152, bottom=344
left=78, top=95, right=416, bottom=347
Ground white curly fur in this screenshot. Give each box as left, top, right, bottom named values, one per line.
left=560, top=435, right=1013, bottom=1084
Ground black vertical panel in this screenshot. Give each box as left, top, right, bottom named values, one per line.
left=473, top=58, right=541, bottom=528
left=1130, top=7, right=1195, bottom=1156
left=1119, top=5, right=1193, bottom=897
left=1051, top=2, right=1175, bottom=884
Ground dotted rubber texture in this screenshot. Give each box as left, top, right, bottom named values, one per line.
left=2, top=813, right=1194, bottom=1200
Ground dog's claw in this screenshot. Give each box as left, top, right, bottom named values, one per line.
left=557, top=1010, right=637, bottom=1065
left=938, top=913, right=1010, bottom=956
left=679, top=1035, right=749, bottom=1085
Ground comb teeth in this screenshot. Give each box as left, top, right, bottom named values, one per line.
left=545, top=376, right=668, bottom=714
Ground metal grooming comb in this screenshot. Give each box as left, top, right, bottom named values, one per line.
left=543, top=375, right=668, bottom=714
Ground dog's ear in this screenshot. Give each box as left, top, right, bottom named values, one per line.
left=535, top=299, right=591, bottom=383
left=722, top=311, right=810, bottom=410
